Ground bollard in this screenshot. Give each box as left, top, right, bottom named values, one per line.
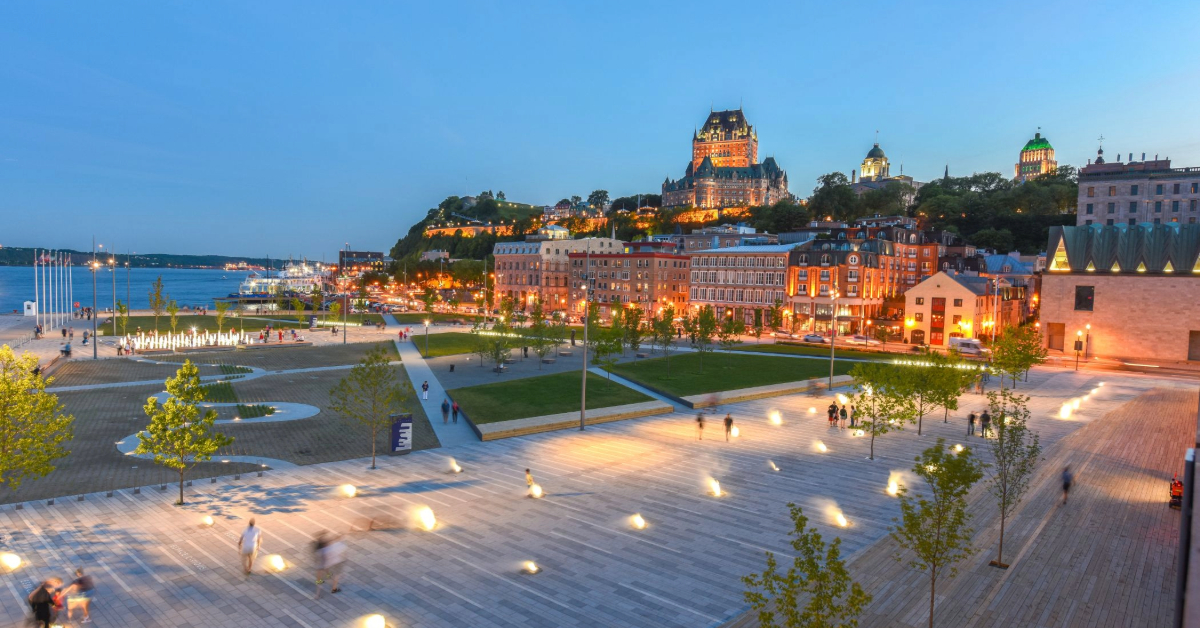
left=47, top=499, right=54, bottom=506
left=133, top=487, right=139, bottom=494
left=77, top=495, right=84, bottom=502
left=106, top=491, right=113, bottom=498
left=15, top=504, right=22, bottom=510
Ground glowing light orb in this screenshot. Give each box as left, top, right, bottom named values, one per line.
left=530, top=483, right=544, bottom=498
left=0, top=553, right=20, bottom=571
left=449, top=458, right=462, bottom=473
left=365, top=614, right=386, bottom=628
left=808, top=407, right=816, bottom=414
left=835, top=512, right=849, bottom=527
left=268, top=554, right=285, bottom=571
left=340, top=484, right=357, bottom=498
left=730, top=426, right=740, bottom=438
left=1059, top=403, right=1072, bottom=419
left=836, top=393, right=848, bottom=405
left=631, top=514, right=646, bottom=530
left=953, top=444, right=964, bottom=454
left=887, top=480, right=899, bottom=496
left=201, top=515, right=214, bottom=527
left=854, top=429, right=864, bottom=437
left=1071, top=399, right=1081, bottom=410
left=815, top=441, right=828, bottom=453
left=1098, top=382, right=1105, bottom=386
left=1091, top=387, right=1099, bottom=394
left=768, top=460, right=780, bottom=472
left=926, top=464, right=938, bottom=473
left=523, top=560, right=540, bottom=574
left=768, top=411, right=782, bottom=426
left=417, top=506, right=437, bottom=531
left=708, top=478, right=722, bottom=497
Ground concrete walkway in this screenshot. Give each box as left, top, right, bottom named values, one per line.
left=383, top=314, right=480, bottom=448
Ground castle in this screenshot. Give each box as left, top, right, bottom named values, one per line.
left=662, top=108, right=790, bottom=209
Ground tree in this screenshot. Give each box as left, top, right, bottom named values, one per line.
left=743, top=503, right=871, bottom=628
left=849, top=362, right=917, bottom=460
left=525, top=301, right=552, bottom=369
left=967, top=228, right=1015, bottom=252
left=148, top=275, right=166, bottom=332
left=328, top=301, right=342, bottom=328
left=328, top=345, right=412, bottom=469
left=448, top=291, right=461, bottom=312
left=496, top=190, right=505, bottom=201
left=470, top=318, right=491, bottom=367
left=717, top=313, right=746, bottom=354
left=652, top=305, right=677, bottom=377
left=354, top=286, right=370, bottom=324
left=984, top=388, right=1041, bottom=568
left=166, top=299, right=180, bottom=334
left=625, top=304, right=646, bottom=354
left=291, top=297, right=308, bottom=327
left=751, top=320, right=765, bottom=344
left=990, top=326, right=1047, bottom=390
left=807, top=173, right=864, bottom=222
left=588, top=189, right=610, bottom=212
left=767, top=299, right=785, bottom=332
left=570, top=194, right=582, bottom=206
left=898, top=351, right=967, bottom=435
left=485, top=318, right=514, bottom=374
left=213, top=301, right=231, bottom=334
left=134, top=360, right=234, bottom=504
left=889, top=439, right=984, bottom=628
left=684, top=306, right=718, bottom=372
left=0, top=346, right=74, bottom=491
left=116, top=300, right=130, bottom=336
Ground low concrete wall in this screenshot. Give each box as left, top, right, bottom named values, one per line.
left=455, top=400, right=673, bottom=441
left=677, top=374, right=854, bottom=408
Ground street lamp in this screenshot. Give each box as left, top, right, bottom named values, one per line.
left=828, top=287, right=839, bottom=390
left=423, top=319, right=431, bottom=358
left=1084, top=323, right=1091, bottom=359
left=1074, top=330, right=1083, bottom=371
left=90, top=260, right=99, bottom=359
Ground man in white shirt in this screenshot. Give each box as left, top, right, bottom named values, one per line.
left=239, top=518, right=262, bottom=575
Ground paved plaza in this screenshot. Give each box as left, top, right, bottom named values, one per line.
left=2, top=359, right=1193, bottom=627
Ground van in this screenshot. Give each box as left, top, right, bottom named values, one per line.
left=949, top=337, right=988, bottom=356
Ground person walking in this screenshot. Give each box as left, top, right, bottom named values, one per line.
left=695, top=412, right=705, bottom=440
left=63, top=567, right=95, bottom=623
left=723, top=413, right=734, bottom=442
left=968, top=412, right=977, bottom=436
left=980, top=411, right=991, bottom=438
left=239, top=518, right=263, bottom=575
left=421, top=381, right=430, bottom=400
left=525, top=468, right=537, bottom=497
left=440, top=398, right=450, bottom=424
left=1061, top=466, right=1074, bottom=504
left=451, top=401, right=460, bottom=424
left=839, top=405, right=848, bottom=430
left=28, top=579, right=59, bottom=628
left=322, top=533, right=345, bottom=595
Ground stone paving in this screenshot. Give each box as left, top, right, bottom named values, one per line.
left=2, top=366, right=1187, bottom=627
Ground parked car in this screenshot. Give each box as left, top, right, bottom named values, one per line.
left=801, top=334, right=827, bottom=344
left=844, top=334, right=882, bottom=346
left=949, top=337, right=989, bottom=356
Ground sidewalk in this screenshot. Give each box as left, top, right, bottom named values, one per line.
left=383, top=314, right=479, bottom=447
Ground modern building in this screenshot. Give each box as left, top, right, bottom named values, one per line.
left=849, top=144, right=923, bottom=203
left=687, top=244, right=798, bottom=327
left=903, top=271, right=1002, bottom=346
left=567, top=249, right=690, bottom=321
left=1040, top=223, right=1200, bottom=361
left=493, top=238, right=623, bottom=313
left=662, top=108, right=790, bottom=209
left=339, top=250, right=385, bottom=272
left=1015, top=131, right=1057, bottom=182
left=1077, top=148, right=1200, bottom=226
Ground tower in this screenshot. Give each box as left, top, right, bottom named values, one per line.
left=1015, top=130, right=1057, bottom=181
left=859, top=143, right=889, bottom=181
left=691, top=109, right=758, bottom=171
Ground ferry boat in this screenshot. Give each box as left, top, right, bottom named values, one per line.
left=223, top=259, right=326, bottom=306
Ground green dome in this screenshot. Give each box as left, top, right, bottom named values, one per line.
left=866, top=143, right=886, bottom=159
left=1022, top=132, right=1052, bottom=152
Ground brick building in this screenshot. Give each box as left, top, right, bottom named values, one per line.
left=687, top=244, right=796, bottom=327
left=493, top=238, right=622, bottom=313
left=567, top=249, right=691, bottom=322
left=791, top=239, right=902, bottom=334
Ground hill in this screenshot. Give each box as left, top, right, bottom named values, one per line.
left=0, top=247, right=280, bottom=269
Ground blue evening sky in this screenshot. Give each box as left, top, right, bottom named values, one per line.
left=2, top=1, right=1198, bottom=259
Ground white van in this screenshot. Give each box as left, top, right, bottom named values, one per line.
left=949, top=337, right=988, bottom=356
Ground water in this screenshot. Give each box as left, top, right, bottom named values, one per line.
left=0, top=266, right=254, bottom=314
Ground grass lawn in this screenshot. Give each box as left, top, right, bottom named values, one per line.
left=610, top=351, right=854, bottom=397
left=448, top=371, right=651, bottom=424
left=737, top=342, right=893, bottom=361
left=413, top=332, right=480, bottom=357
left=392, top=312, right=481, bottom=325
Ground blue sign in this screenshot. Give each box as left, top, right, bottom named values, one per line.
left=390, top=413, right=413, bottom=454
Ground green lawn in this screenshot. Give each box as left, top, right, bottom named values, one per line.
left=448, top=371, right=651, bottom=424
left=737, top=342, right=893, bottom=361
left=202, top=381, right=238, bottom=403
left=392, top=312, right=481, bottom=325
left=412, top=332, right=480, bottom=357
left=610, top=351, right=854, bottom=397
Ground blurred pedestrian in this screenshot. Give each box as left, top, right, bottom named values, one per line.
left=27, top=578, right=59, bottom=628
left=441, top=398, right=450, bottom=424
left=980, top=411, right=991, bottom=438
left=63, top=567, right=95, bottom=623
left=968, top=412, right=977, bottom=436
left=421, top=381, right=430, bottom=400
left=239, top=518, right=262, bottom=575
left=848, top=405, right=857, bottom=428
left=451, top=401, right=459, bottom=424
left=696, top=412, right=705, bottom=440
left=1062, top=466, right=1074, bottom=505
left=839, top=405, right=848, bottom=429
left=724, top=413, right=733, bottom=442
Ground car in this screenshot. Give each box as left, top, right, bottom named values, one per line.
left=844, top=334, right=882, bottom=346
left=772, top=331, right=799, bottom=339
left=801, top=334, right=827, bottom=344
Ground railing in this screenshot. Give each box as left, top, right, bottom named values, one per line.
left=7, top=331, right=36, bottom=349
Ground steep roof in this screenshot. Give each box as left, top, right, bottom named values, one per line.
left=949, top=274, right=992, bottom=296
left=1022, top=132, right=1053, bottom=152
left=1046, top=223, right=1200, bottom=274
left=698, top=109, right=751, bottom=139
left=866, top=143, right=886, bottom=159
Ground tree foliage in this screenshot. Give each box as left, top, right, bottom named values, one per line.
left=889, top=439, right=984, bottom=628
left=134, top=360, right=233, bottom=504
left=683, top=305, right=718, bottom=372
left=148, top=275, right=166, bottom=332
left=116, top=300, right=130, bottom=336
left=990, top=325, right=1048, bottom=390
left=849, top=362, right=917, bottom=460
left=743, top=503, right=871, bottom=628
left=651, top=305, right=677, bottom=377
left=214, top=301, right=231, bottom=334
left=985, top=388, right=1041, bottom=567
left=0, top=346, right=74, bottom=491
left=166, top=299, right=179, bottom=334
left=328, top=345, right=411, bottom=469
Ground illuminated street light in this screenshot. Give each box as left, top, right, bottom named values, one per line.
left=707, top=478, right=722, bottom=497
left=416, top=506, right=437, bottom=531
left=267, top=554, right=286, bottom=571
left=365, top=614, right=386, bottom=628
left=340, top=484, right=357, bottom=498
left=630, top=514, right=647, bottom=530
left=201, top=515, right=214, bottom=527
left=522, top=560, right=541, bottom=574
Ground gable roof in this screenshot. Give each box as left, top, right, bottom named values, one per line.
left=1046, top=223, right=1200, bottom=274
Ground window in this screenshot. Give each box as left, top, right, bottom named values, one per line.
left=1156, top=184, right=1164, bottom=195
left=1107, top=202, right=1114, bottom=214
left=952, top=314, right=962, bottom=325
left=819, top=270, right=830, bottom=281
left=1129, top=218, right=1137, bottom=226
left=1085, top=219, right=1093, bottom=225
left=915, top=297, right=925, bottom=305
left=1074, top=286, right=1094, bottom=311
left=1192, top=183, right=1198, bottom=194
left=915, top=312, right=923, bottom=322
left=1106, top=219, right=1114, bottom=225
left=953, top=299, right=963, bottom=307
left=1155, top=218, right=1161, bottom=224
left=1087, top=187, right=1094, bottom=197
left=1085, top=203, right=1093, bottom=214
left=1173, top=201, right=1180, bottom=212
left=1128, top=201, right=1137, bottom=213
left=1109, top=186, right=1117, bottom=196
left=1174, top=183, right=1181, bottom=194
left=1193, top=200, right=1199, bottom=211
left=1131, top=184, right=1139, bottom=195
left=1155, top=201, right=1163, bottom=213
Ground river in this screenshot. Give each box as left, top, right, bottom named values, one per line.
left=0, top=266, right=254, bottom=314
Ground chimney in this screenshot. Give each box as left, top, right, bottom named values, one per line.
left=1142, top=152, right=1146, bottom=161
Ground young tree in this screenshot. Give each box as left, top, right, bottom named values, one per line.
left=0, top=346, right=74, bottom=491
left=448, top=291, right=461, bottom=312
left=213, top=301, right=231, bottom=334
left=328, top=345, right=412, bottom=469
left=485, top=319, right=514, bottom=374
left=652, top=305, right=677, bottom=377
left=166, top=299, right=180, bottom=334
left=134, top=360, right=234, bottom=504
left=116, top=300, right=130, bottom=336
left=889, top=438, right=984, bottom=628
left=684, top=305, right=718, bottom=372
left=328, top=301, right=342, bottom=328
left=355, top=286, right=370, bottom=324
left=751, top=321, right=765, bottom=344
left=849, top=361, right=918, bottom=460
left=609, top=306, right=627, bottom=356
left=985, top=388, right=1041, bottom=568
left=717, top=314, right=746, bottom=354
left=594, top=331, right=622, bottom=379
left=991, top=326, right=1048, bottom=390
left=525, top=301, right=552, bottom=369
left=743, top=503, right=871, bottom=628
left=470, top=318, right=491, bottom=367
left=625, top=304, right=646, bottom=354
left=291, top=297, right=308, bottom=327
left=766, top=299, right=785, bottom=333
left=148, top=275, right=166, bottom=332
left=899, top=351, right=967, bottom=435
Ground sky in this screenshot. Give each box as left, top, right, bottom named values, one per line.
left=2, top=0, right=1199, bottom=260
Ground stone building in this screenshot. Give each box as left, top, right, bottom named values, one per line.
left=1077, top=148, right=1200, bottom=226
left=662, top=108, right=790, bottom=209
left=1040, top=223, right=1200, bottom=362
left=1015, top=131, right=1057, bottom=181
left=687, top=244, right=796, bottom=327
left=567, top=249, right=690, bottom=322
left=492, top=238, right=622, bottom=313
left=849, top=144, right=923, bottom=203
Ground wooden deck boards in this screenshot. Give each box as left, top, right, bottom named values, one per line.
left=728, top=386, right=1197, bottom=628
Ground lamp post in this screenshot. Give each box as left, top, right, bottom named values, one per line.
left=90, top=260, right=99, bottom=359
left=110, top=256, right=117, bottom=339
left=423, top=319, right=430, bottom=358
left=1084, top=323, right=1091, bottom=359
left=828, top=286, right=839, bottom=390
left=343, top=243, right=349, bottom=345
left=904, top=317, right=915, bottom=343
left=1074, top=330, right=1083, bottom=371
left=580, top=240, right=592, bottom=431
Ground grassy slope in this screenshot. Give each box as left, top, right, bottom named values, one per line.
left=610, top=351, right=854, bottom=397
left=448, top=371, right=650, bottom=424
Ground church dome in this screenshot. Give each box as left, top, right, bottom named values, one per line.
left=866, top=143, right=886, bottom=159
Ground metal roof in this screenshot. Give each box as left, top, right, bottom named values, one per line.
left=1046, top=223, right=1200, bottom=274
